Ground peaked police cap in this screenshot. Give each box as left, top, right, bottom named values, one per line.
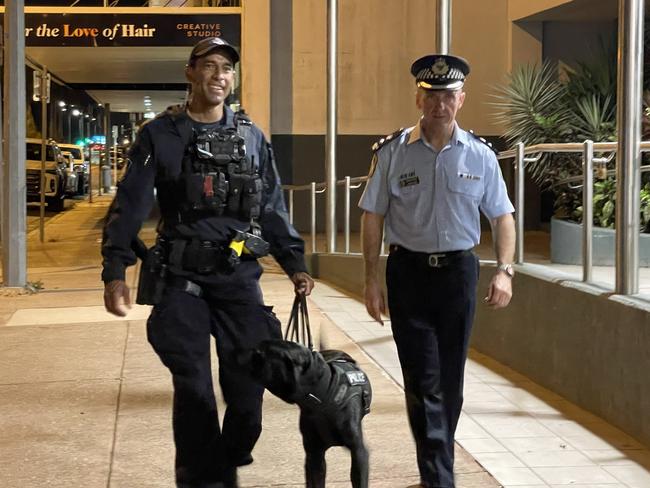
left=410, top=54, right=470, bottom=90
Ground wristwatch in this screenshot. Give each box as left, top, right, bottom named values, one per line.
left=496, top=263, right=514, bottom=278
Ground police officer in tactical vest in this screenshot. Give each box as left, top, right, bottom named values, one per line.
left=102, top=37, right=314, bottom=488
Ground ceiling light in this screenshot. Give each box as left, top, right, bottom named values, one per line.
left=72, top=109, right=81, bottom=116
left=58, top=101, right=66, bottom=107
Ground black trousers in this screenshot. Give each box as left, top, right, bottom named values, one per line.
left=386, top=249, right=479, bottom=488
left=147, top=261, right=282, bottom=488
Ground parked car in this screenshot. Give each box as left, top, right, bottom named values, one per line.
left=61, top=150, right=89, bottom=196
left=26, top=138, right=68, bottom=212
left=57, top=143, right=85, bottom=167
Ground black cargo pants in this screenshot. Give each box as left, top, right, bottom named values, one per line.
left=147, top=261, right=281, bottom=488
left=386, top=248, right=479, bottom=488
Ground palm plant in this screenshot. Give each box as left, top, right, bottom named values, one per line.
left=492, top=62, right=573, bottom=146
left=492, top=38, right=650, bottom=232
left=491, top=61, right=575, bottom=186
left=571, top=94, right=616, bottom=142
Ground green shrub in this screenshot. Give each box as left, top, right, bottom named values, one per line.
left=492, top=48, right=649, bottom=232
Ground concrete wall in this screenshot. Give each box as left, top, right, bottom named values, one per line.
left=277, top=0, right=513, bottom=137
left=310, top=253, right=650, bottom=448
left=268, top=0, right=563, bottom=233
left=242, top=0, right=271, bottom=137
left=543, top=20, right=616, bottom=67
left=508, top=0, right=572, bottom=21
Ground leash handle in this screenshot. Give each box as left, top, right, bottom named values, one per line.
left=284, top=293, right=313, bottom=350
left=300, top=294, right=313, bottom=350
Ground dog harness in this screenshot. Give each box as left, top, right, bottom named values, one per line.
left=296, top=358, right=372, bottom=417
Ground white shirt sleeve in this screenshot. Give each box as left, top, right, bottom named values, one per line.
left=479, top=150, right=515, bottom=220
left=358, top=149, right=390, bottom=215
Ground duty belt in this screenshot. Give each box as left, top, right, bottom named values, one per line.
left=388, top=244, right=472, bottom=268
left=161, top=237, right=236, bottom=275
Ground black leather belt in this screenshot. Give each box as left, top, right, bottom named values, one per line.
left=388, top=244, right=471, bottom=268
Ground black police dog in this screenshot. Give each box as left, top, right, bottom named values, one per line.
left=246, top=339, right=372, bottom=488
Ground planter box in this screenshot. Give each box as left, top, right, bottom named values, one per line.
left=550, top=217, right=650, bottom=266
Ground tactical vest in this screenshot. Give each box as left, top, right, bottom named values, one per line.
left=177, top=113, right=263, bottom=222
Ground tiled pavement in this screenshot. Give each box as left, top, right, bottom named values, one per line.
left=1, top=196, right=650, bottom=487
left=308, top=282, right=650, bottom=487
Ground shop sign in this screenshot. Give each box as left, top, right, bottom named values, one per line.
left=0, top=12, right=240, bottom=47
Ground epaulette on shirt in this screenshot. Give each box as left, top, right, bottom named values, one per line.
left=371, top=128, right=406, bottom=152
left=468, top=130, right=498, bottom=155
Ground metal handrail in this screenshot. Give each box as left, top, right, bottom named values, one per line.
left=283, top=140, right=647, bottom=296
left=284, top=176, right=368, bottom=254
left=497, top=141, right=650, bottom=160
left=555, top=165, right=650, bottom=187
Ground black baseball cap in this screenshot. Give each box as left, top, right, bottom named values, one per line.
left=188, top=37, right=240, bottom=65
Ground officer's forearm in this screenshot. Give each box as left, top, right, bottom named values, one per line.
left=361, top=211, right=384, bottom=282
left=491, top=213, right=516, bottom=264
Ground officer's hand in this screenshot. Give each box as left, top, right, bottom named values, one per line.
left=364, top=279, right=387, bottom=326
left=104, top=280, right=132, bottom=317
left=291, top=272, right=315, bottom=296
left=484, top=272, right=512, bottom=309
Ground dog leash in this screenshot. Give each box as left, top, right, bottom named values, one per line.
left=284, top=293, right=313, bottom=350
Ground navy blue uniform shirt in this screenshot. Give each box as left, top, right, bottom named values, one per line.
left=101, top=105, right=307, bottom=282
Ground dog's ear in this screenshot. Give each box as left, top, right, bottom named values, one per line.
left=292, top=348, right=315, bottom=374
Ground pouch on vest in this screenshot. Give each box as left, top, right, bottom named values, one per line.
left=183, top=174, right=205, bottom=211
left=203, top=171, right=228, bottom=213
left=242, top=176, right=263, bottom=219
left=227, top=174, right=244, bottom=215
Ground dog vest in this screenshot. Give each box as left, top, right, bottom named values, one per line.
left=296, top=358, right=372, bottom=417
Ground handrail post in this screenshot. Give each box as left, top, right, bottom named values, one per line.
left=437, top=0, right=451, bottom=54
left=344, top=176, right=351, bottom=253
left=615, top=0, right=643, bottom=295
left=582, top=140, right=594, bottom=282
left=311, top=182, right=317, bottom=254
left=288, top=189, right=294, bottom=225
left=515, top=142, right=525, bottom=264
left=325, top=0, right=338, bottom=253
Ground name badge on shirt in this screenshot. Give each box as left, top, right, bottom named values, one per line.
left=399, top=171, right=420, bottom=188
left=458, top=172, right=481, bottom=181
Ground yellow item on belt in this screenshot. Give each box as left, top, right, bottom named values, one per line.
left=229, top=239, right=245, bottom=256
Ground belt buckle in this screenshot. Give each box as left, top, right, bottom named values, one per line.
left=428, top=253, right=444, bottom=267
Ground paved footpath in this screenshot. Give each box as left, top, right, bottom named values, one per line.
left=0, top=197, right=499, bottom=487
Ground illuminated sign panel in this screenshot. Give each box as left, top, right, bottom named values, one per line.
left=0, top=12, right=240, bottom=47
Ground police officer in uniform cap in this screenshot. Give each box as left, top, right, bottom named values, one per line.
left=359, top=54, right=515, bottom=487
left=102, top=36, right=314, bottom=488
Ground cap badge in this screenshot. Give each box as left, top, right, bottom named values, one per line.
left=431, top=58, right=450, bottom=76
